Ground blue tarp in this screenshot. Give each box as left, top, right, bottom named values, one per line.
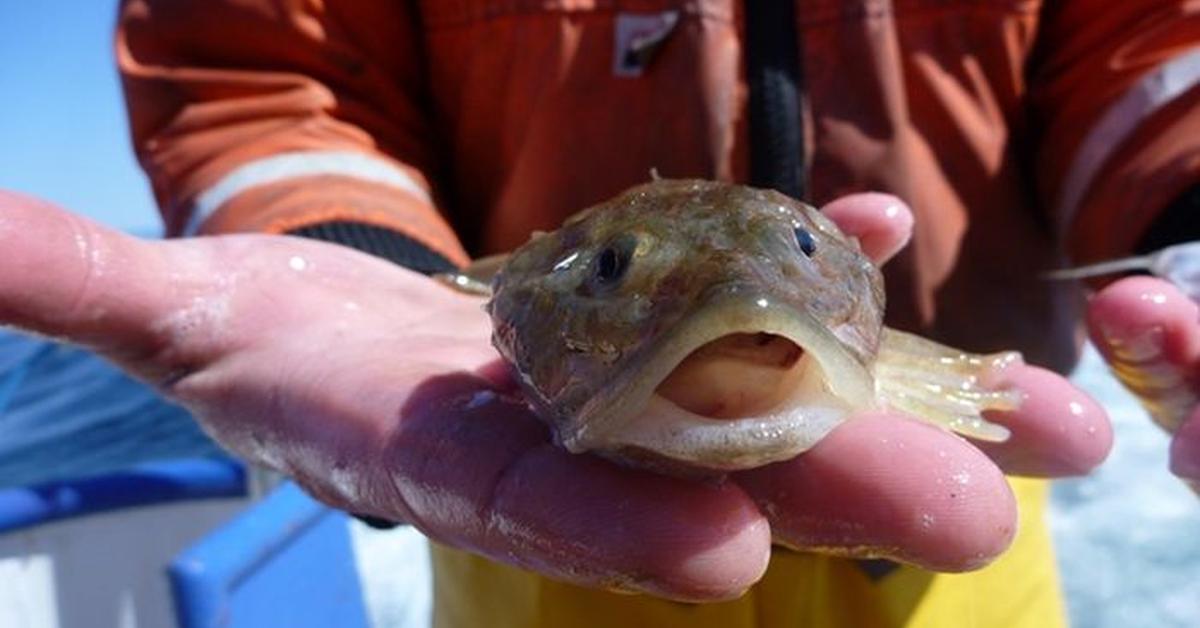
left=0, top=330, right=225, bottom=489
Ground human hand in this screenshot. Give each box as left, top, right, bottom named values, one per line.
left=0, top=190, right=1110, bottom=601
left=1087, top=276, right=1200, bottom=490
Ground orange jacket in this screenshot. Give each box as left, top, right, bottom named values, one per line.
left=117, top=0, right=1200, bottom=371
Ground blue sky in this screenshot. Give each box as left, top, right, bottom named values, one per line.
left=0, top=3, right=160, bottom=233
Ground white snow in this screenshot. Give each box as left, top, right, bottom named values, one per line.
left=1050, top=344, right=1200, bottom=627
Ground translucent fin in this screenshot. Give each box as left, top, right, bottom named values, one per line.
left=874, top=328, right=1020, bottom=442
left=433, top=253, right=509, bottom=297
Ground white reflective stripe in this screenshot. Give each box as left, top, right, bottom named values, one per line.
left=185, top=151, right=432, bottom=236
left=1057, top=47, right=1200, bottom=233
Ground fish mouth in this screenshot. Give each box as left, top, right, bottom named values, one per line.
left=654, top=332, right=809, bottom=419
left=562, top=299, right=876, bottom=470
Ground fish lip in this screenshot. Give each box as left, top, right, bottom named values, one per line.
left=559, top=294, right=876, bottom=467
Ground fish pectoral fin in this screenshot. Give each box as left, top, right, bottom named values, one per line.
left=434, top=253, right=510, bottom=297
left=874, top=328, right=1020, bottom=442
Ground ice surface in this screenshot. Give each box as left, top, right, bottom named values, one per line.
left=1051, top=344, right=1200, bottom=628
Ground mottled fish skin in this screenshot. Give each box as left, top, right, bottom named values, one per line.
left=487, top=179, right=885, bottom=454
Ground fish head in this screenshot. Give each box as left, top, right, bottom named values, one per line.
left=488, top=179, right=885, bottom=470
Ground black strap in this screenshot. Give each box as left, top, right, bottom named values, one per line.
left=744, top=0, right=807, bottom=200
left=287, top=220, right=458, bottom=276
left=352, top=513, right=403, bottom=530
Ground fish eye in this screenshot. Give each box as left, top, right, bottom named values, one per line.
left=595, top=247, right=625, bottom=282
left=589, top=234, right=637, bottom=288
left=794, top=227, right=816, bottom=257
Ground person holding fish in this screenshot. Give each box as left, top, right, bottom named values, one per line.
left=2, top=0, right=1199, bottom=626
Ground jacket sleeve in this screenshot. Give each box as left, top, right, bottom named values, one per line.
left=1029, top=0, right=1200, bottom=263
left=117, top=0, right=468, bottom=268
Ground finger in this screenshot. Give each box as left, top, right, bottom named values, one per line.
left=972, top=363, right=1112, bottom=477
left=1087, top=276, right=1200, bottom=432
left=378, top=372, right=771, bottom=602
left=734, top=414, right=1016, bottom=572
left=820, top=193, right=913, bottom=264
left=0, top=191, right=174, bottom=354
left=1170, top=409, right=1200, bottom=486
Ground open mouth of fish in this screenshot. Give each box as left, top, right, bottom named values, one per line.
left=656, top=332, right=811, bottom=419
left=561, top=299, right=877, bottom=470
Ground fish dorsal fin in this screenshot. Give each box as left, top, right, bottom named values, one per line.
left=435, top=253, right=510, bottom=297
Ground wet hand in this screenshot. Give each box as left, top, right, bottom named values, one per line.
left=0, top=190, right=1109, bottom=602
left=734, top=194, right=1111, bottom=571
left=1088, top=276, right=1200, bottom=490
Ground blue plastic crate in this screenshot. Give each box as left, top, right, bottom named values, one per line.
left=169, top=481, right=369, bottom=628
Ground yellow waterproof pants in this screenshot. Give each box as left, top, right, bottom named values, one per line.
left=431, top=478, right=1064, bottom=628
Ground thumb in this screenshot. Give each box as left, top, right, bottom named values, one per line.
left=820, top=193, right=913, bottom=265
left=0, top=191, right=188, bottom=364
left=1087, top=275, right=1200, bottom=434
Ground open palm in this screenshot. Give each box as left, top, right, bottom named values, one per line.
left=0, top=190, right=1111, bottom=601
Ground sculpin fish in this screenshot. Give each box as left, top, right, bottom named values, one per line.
left=443, top=179, right=1021, bottom=471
